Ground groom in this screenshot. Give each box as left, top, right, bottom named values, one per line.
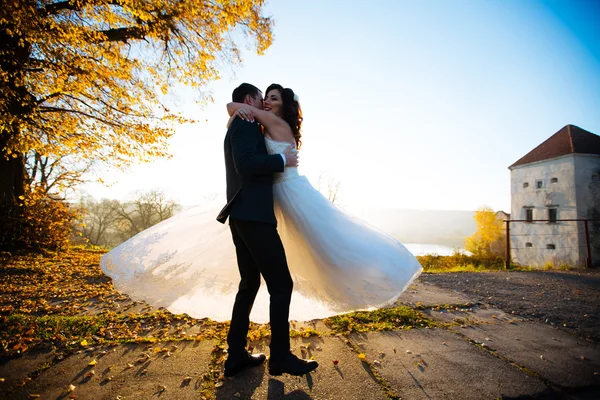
left=217, top=83, right=318, bottom=377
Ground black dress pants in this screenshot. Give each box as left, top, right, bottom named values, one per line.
left=227, top=219, right=293, bottom=362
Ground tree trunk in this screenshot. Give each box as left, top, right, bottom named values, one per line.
left=0, top=142, right=26, bottom=250
left=0, top=19, right=32, bottom=250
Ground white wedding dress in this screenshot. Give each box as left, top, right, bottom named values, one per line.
left=101, top=137, right=422, bottom=322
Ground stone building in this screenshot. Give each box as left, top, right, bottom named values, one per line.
left=508, top=125, right=600, bottom=268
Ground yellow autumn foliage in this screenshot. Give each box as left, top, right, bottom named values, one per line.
left=0, top=0, right=273, bottom=250
left=464, top=206, right=505, bottom=257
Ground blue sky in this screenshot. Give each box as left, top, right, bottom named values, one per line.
left=82, top=0, right=600, bottom=213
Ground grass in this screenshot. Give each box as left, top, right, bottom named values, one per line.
left=416, top=252, right=506, bottom=273
left=324, top=306, right=433, bottom=334
left=542, top=261, right=576, bottom=271
left=1, top=314, right=106, bottom=342
left=416, top=251, right=583, bottom=273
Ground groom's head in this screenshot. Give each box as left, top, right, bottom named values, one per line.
left=232, top=83, right=263, bottom=109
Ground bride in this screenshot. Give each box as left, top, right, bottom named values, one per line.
left=101, top=84, right=422, bottom=323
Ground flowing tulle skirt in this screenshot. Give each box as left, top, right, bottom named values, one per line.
left=101, top=176, right=422, bottom=322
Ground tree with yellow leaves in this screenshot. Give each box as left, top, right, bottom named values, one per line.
left=0, top=0, right=273, bottom=250
left=464, top=206, right=506, bottom=257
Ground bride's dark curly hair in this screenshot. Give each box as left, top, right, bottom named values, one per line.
left=265, top=83, right=303, bottom=149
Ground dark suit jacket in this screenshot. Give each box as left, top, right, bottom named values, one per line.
left=217, top=117, right=285, bottom=224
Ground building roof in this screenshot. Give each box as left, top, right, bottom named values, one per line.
left=509, top=125, right=600, bottom=168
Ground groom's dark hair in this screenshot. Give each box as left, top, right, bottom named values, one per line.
left=232, top=83, right=261, bottom=103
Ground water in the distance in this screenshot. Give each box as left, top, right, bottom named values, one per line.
left=402, top=243, right=459, bottom=256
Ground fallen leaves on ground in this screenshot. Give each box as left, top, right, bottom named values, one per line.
left=0, top=248, right=242, bottom=355
left=1, top=247, right=436, bottom=360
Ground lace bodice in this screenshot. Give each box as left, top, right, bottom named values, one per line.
left=265, top=137, right=300, bottom=183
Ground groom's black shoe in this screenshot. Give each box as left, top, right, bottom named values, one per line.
left=224, top=352, right=267, bottom=377
left=268, top=352, right=319, bottom=376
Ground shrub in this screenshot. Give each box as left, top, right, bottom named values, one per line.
left=0, top=187, right=78, bottom=251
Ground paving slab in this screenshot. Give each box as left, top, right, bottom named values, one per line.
left=8, top=340, right=214, bottom=400
left=350, top=328, right=547, bottom=400
left=0, top=347, right=55, bottom=398
left=396, top=280, right=476, bottom=307
left=215, top=336, right=388, bottom=400
left=454, top=321, right=600, bottom=388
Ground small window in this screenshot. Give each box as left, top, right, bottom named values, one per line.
left=550, top=177, right=558, bottom=183
left=525, top=209, right=533, bottom=222
left=525, top=242, right=533, bottom=248
left=546, top=244, right=556, bottom=250
left=536, top=180, right=543, bottom=189
left=523, top=182, right=529, bottom=188
left=548, top=208, right=557, bottom=223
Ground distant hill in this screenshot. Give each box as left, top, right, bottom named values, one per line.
left=177, top=205, right=477, bottom=248
left=356, top=208, right=476, bottom=248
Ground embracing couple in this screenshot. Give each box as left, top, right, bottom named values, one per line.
left=101, top=83, right=422, bottom=380
left=217, top=82, right=317, bottom=377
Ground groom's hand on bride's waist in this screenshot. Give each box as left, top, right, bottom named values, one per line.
left=283, top=145, right=298, bottom=167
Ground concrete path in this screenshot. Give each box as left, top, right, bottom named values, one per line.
left=2, top=280, right=599, bottom=399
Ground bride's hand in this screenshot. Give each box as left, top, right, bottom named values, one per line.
left=234, top=107, right=255, bottom=123
left=283, top=144, right=298, bottom=167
